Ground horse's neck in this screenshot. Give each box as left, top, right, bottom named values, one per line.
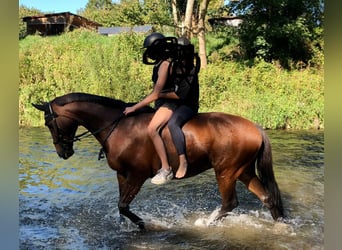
left=64, top=102, right=123, bottom=130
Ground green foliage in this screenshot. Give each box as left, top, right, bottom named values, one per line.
left=85, top=0, right=113, bottom=10
left=19, top=30, right=150, bottom=126
left=142, top=0, right=172, bottom=26
left=205, top=26, right=241, bottom=62
left=80, top=0, right=172, bottom=27
left=199, top=59, right=323, bottom=129
left=19, top=30, right=323, bottom=129
left=227, top=0, right=324, bottom=68
left=19, top=5, right=43, bottom=39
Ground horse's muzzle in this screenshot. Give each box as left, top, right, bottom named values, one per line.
left=57, top=148, right=74, bottom=159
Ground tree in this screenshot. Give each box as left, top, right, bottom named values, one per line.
left=227, top=0, right=324, bottom=68
left=197, top=0, right=211, bottom=68
left=81, top=0, right=118, bottom=26
left=80, top=0, right=171, bottom=27
left=171, top=0, right=179, bottom=35
left=141, top=0, right=172, bottom=27
left=183, top=0, right=196, bottom=38
left=171, top=0, right=216, bottom=68
left=85, top=0, right=113, bottom=10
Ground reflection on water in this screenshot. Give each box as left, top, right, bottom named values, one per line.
left=19, top=127, right=324, bottom=249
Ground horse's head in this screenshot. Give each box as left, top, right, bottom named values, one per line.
left=32, top=102, right=78, bottom=159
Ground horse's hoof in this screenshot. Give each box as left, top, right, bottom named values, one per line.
left=137, top=220, right=145, bottom=230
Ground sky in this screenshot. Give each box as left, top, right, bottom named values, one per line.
left=19, top=0, right=89, bottom=14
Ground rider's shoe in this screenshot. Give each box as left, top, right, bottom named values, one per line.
left=151, top=167, right=173, bottom=185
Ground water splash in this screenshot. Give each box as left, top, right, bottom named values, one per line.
left=194, top=208, right=221, bottom=227
left=193, top=207, right=296, bottom=237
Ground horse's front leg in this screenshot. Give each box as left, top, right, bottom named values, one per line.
left=215, top=169, right=239, bottom=220
left=117, top=172, right=146, bottom=229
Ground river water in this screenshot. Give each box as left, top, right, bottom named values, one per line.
left=19, top=127, right=324, bottom=249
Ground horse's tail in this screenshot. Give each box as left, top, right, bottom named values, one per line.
left=256, top=127, right=284, bottom=220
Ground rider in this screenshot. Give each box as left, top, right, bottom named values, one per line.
left=123, top=32, right=178, bottom=185
left=159, top=37, right=200, bottom=178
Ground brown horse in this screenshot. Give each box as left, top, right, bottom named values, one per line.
left=33, top=92, right=284, bottom=229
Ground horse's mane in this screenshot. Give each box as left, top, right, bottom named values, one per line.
left=53, top=92, right=127, bottom=108
left=53, top=92, right=155, bottom=113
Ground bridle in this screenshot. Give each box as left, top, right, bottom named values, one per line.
left=45, top=102, right=124, bottom=159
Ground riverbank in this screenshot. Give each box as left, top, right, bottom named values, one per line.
left=19, top=30, right=323, bottom=129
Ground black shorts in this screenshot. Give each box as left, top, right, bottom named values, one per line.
left=155, top=99, right=179, bottom=111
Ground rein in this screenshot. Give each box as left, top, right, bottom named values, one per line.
left=73, top=115, right=123, bottom=143
left=96, top=114, right=124, bottom=160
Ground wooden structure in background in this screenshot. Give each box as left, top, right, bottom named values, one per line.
left=22, top=12, right=102, bottom=36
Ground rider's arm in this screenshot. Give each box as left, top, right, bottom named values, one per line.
left=123, top=61, right=169, bottom=115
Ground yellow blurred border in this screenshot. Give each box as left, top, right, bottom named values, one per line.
left=324, top=0, right=342, bottom=249
left=2, top=0, right=339, bottom=249
left=0, top=1, right=19, bottom=249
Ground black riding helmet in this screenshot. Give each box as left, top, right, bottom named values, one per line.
left=142, top=32, right=178, bottom=64
left=142, top=32, right=166, bottom=64
left=143, top=32, right=165, bottom=48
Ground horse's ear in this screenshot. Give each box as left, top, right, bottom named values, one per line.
left=32, top=102, right=48, bottom=112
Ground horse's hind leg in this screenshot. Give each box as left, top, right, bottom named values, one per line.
left=117, top=173, right=146, bottom=229
left=238, top=164, right=272, bottom=209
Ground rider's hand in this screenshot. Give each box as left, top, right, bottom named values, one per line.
left=123, top=106, right=136, bottom=116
